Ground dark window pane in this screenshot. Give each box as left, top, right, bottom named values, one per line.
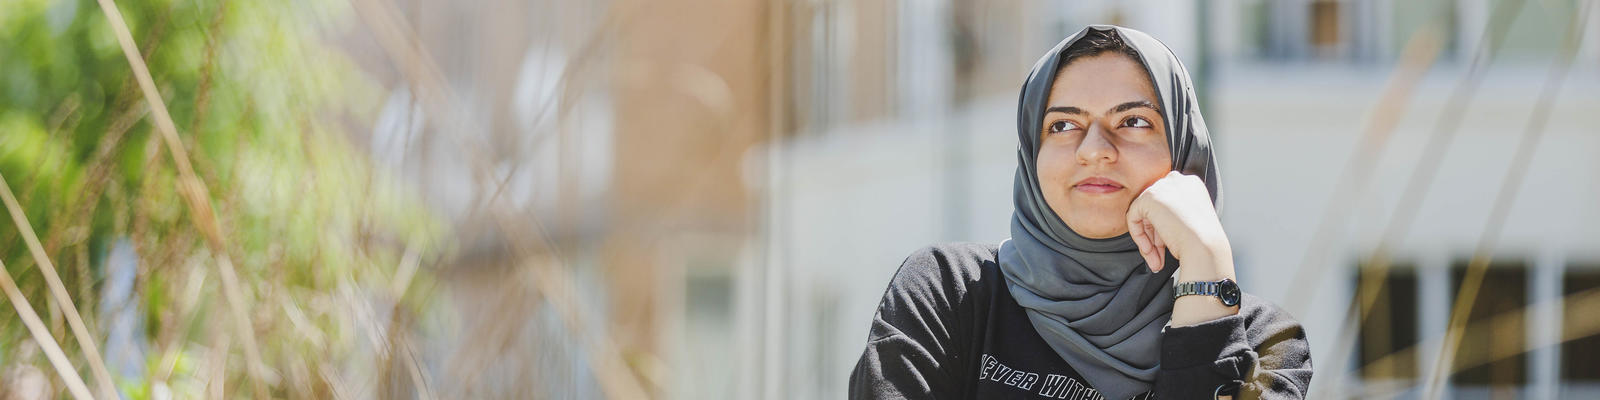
left=1311, top=0, right=1343, bottom=52
left=1449, top=261, right=1528, bottom=386
left=1561, top=267, right=1600, bottom=382
left=1356, top=263, right=1419, bottom=380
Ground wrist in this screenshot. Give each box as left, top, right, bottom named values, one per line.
left=1171, top=257, right=1241, bottom=327
left=1183, top=235, right=1232, bottom=263
left=1171, top=278, right=1241, bottom=326
left=1175, top=247, right=1234, bottom=283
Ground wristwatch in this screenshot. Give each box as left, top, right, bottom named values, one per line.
left=1173, top=278, right=1241, bottom=307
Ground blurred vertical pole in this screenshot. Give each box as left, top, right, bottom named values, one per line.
left=898, top=0, right=948, bottom=122
left=761, top=140, right=790, bottom=400
left=1417, top=253, right=1450, bottom=396
left=1529, top=250, right=1563, bottom=399
left=942, top=0, right=971, bottom=241
left=1194, top=0, right=1213, bottom=121
left=756, top=0, right=791, bottom=397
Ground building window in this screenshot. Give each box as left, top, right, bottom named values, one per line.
left=1310, top=0, right=1343, bottom=57
left=1356, top=263, right=1420, bottom=381
left=1449, top=261, right=1529, bottom=386
left=1561, top=266, right=1600, bottom=383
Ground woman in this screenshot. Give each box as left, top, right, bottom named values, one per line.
left=849, top=26, right=1312, bottom=399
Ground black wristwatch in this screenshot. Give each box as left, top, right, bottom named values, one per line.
left=1173, top=278, right=1241, bottom=307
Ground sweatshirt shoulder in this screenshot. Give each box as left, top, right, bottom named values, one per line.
left=882, top=242, right=1000, bottom=302
left=901, top=242, right=1000, bottom=268
left=895, top=242, right=999, bottom=282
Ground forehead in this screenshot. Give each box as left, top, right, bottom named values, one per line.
left=1047, top=53, right=1158, bottom=109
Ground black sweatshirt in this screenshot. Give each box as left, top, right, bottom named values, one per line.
left=849, top=243, right=1313, bottom=399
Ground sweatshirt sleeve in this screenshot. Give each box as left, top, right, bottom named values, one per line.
left=849, top=246, right=975, bottom=400
left=1154, top=295, right=1313, bottom=399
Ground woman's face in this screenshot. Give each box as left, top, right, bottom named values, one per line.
left=1036, top=53, right=1171, bottom=239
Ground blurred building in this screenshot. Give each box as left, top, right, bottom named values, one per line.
left=348, top=0, right=775, bottom=397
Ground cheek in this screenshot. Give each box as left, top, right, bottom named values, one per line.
left=1035, top=145, right=1075, bottom=185
left=1124, top=146, right=1173, bottom=190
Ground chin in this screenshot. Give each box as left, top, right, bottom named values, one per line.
left=1065, top=217, right=1123, bottom=239
left=1082, top=228, right=1125, bottom=239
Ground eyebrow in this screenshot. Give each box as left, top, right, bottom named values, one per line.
left=1044, top=101, right=1160, bottom=116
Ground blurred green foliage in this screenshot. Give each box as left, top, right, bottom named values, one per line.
left=1, top=0, right=444, bottom=397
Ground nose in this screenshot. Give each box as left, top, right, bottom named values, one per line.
left=1075, top=123, right=1117, bottom=165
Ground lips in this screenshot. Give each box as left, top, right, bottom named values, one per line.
left=1072, top=177, right=1124, bottom=194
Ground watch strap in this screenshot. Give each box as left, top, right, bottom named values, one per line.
left=1173, top=280, right=1219, bottom=300
left=1174, top=278, right=1241, bottom=307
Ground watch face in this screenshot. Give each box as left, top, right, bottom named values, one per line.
left=1218, top=279, right=1241, bottom=307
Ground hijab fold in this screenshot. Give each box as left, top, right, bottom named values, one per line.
left=998, top=25, right=1222, bottom=400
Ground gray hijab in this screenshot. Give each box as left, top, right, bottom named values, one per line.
left=998, top=25, right=1222, bottom=400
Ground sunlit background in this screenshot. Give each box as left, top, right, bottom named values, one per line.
left=2, top=0, right=1599, bottom=398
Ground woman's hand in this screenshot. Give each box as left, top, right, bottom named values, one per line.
left=1126, top=171, right=1239, bottom=325
left=1125, top=171, right=1229, bottom=272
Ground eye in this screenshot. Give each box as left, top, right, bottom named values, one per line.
left=1122, top=116, right=1152, bottom=129
left=1047, top=120, right=1080, bottom=133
